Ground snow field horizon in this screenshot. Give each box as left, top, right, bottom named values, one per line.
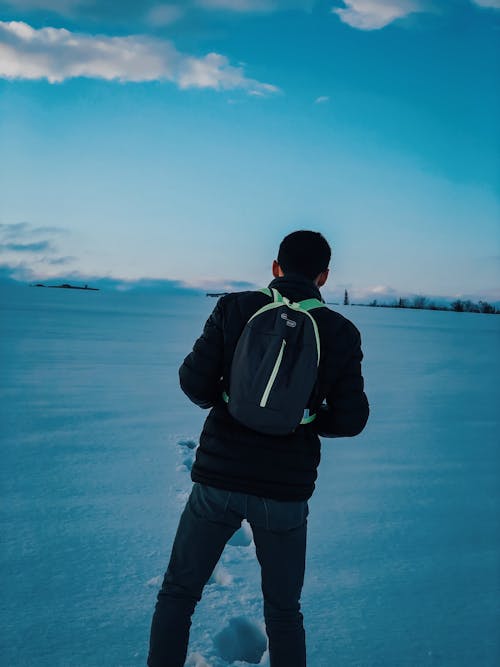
left=1, top=284, right=499, bottom=666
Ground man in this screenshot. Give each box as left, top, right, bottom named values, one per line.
left=148, top=230, right=369, bottom=667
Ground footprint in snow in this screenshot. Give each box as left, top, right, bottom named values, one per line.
left=185, top=653, right=210, bottom=667
left=228, top=519, right=253, bottom=548
left=208, top=564, right=233, bottom=587
left=178, top=439, right=197, bottom=450
left=182, top=456, right=193, bottom=471
left=185, top=652, right=211, bottom=667
left=145, top=575, right=163, bottom=588
left=178, top=439, right=197, bottom=472
left=213, top=616, right=267, bottom=664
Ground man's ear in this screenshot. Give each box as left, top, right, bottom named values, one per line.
left=315, top=269, right=329, bottom=287
left=272, top=260, right=283, bottom=278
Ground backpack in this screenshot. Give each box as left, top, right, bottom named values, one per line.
left=222, top=287, right=326, bottom=435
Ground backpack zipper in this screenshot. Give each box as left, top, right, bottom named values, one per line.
left=260, top=338, right=286, bottom=408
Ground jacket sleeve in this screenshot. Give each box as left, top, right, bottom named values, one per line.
left=179, top=298, right=225, bottom=409
left=314, top=323, right=369, bottom=438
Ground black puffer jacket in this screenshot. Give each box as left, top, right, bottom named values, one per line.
left=179, top=274, right=369, bottom=501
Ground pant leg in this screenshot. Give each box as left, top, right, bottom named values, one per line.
left=148, top=484, right=241, bottom=667
left=249, top=498, right=309, bottom=667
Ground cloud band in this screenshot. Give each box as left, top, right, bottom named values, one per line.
left=332, top=0, right=422, bottom=30
left=0, top=20, right=279, bottom=94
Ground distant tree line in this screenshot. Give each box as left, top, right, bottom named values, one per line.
left=362, top=295, right=499, bottom=314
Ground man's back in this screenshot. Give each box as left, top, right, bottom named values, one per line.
left=179, top=272, right=369, bottom=501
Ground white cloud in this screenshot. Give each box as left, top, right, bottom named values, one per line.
left=177, top=52, right=275, bottom=92
left=0, top=20, right=279, bottom=94
left=332, top=0, right=422, bottom=30
left=145, top=4, right=184, bottom=26
left=314, top=95, right=329, bottom=103
left=470, top=0, right=500, bottom=8
left=185, top=277, right=259, bottom=292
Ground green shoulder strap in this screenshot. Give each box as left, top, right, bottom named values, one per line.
left=259, top=288, right=325, bottom=310
left=297, top=297, right=326, bottom=312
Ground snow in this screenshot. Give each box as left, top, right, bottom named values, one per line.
left=185, top=654, right=212, bottom=667
left=1, top=283, right=499, bottom=666
left=213, top=617, right=267, bottom=664
left=208, top=564, right=233, bottom=588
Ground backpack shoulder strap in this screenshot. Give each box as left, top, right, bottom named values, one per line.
left=297, top=297, right=326, bottom=312
left=259, top=287, right=284, bottom=303
left=258, top=288, right=325, bottom=311
left=248, top=288, right=285, bottom=323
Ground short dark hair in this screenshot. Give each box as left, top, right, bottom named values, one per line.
left=277, top=230, right=331, bottom=280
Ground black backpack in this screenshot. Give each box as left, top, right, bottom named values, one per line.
left=223, top=287, right=325, bottom=435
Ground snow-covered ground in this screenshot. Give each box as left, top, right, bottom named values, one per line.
left=1, top=284, right=499, bottom=666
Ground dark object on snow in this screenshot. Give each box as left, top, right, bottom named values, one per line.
left=46, top=283, right=99, bottom=291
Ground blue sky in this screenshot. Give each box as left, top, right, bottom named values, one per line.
left=0, top=0, right=499, bottom=302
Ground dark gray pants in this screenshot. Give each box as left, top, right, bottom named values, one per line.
left=148, top=482, right=309, bottom=667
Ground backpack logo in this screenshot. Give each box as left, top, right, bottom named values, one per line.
left=280, top=312, right=297, bottom=327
